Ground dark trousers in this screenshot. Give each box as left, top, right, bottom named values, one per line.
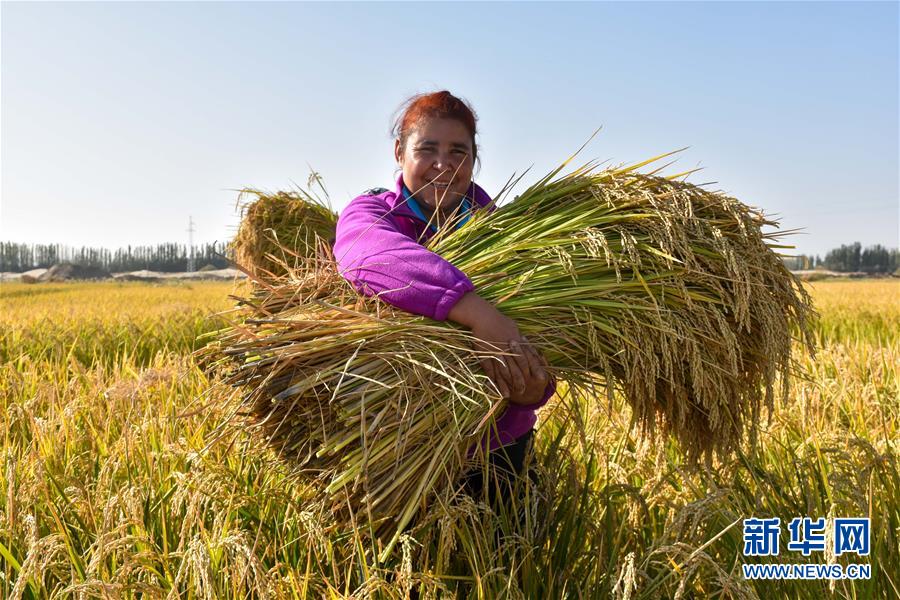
left=460, top=428, right=537, bottom=511
left=398, top=428, right=538, bottom=539
left=395, top=430, right=538, bottom=598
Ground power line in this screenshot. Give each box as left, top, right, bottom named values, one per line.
left=187, top=216, right=195, bottom=272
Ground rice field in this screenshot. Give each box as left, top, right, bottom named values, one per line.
left=1, top=278, right=897, bottom=598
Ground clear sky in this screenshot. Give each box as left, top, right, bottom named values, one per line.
left=2, top=1, right=897, bottom=258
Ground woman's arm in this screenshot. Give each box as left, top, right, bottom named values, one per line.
left=334, top=194, right=474, bottom=321
left=335, top=194, right=554, bottom=407
left=448, top=291, right=555, bottom=407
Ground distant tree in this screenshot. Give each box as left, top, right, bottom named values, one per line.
left=821, top=242, right=898, bottom=273
left=824, top=242, right=862, bottom=272
left=782, top=254, right=817, bottom=271
left=861, top=244, right=891, bottom=274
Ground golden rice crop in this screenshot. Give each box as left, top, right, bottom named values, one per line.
left=0, top=279, right=895, bottom=597
left=230, top=175, right=338, bottom=279
left=0, top=280, right=238, bottom=367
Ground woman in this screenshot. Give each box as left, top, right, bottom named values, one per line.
left=333, top=91, right=555, bottom=508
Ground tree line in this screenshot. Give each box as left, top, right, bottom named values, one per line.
left=782, top=243, right=899, bottom=274
left=1, top=242, right=231, bottom=273
left=2, top=240, right=896, bottom=275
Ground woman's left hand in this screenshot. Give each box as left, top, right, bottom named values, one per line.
left=505, top=339, right=552, bottom=406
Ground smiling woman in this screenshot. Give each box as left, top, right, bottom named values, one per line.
left=333, top=91, right=555, bottom=512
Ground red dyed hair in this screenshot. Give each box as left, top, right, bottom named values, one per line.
left=392, top=91, right=479, bottom=164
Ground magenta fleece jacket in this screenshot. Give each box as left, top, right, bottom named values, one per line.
left=333, top=174, right=555, bottom=451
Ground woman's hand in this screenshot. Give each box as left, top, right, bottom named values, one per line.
left=504, top=340, right=551, bottom=406
left=447, top=292, right=550, bottom=404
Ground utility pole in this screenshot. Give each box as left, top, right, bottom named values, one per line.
left=187, top=216, right=195, bottom=272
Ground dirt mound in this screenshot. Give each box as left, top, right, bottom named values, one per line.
left=3, top=268, right=47, bottom=283
left=111, top=268, right=245, bottom=282
left=39, top=263, right=111, bottom=282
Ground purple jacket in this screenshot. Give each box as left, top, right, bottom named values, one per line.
left=334, top=174, right=554, bottom=451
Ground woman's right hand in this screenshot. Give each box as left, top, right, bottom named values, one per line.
left=447, top=292, right=550, bottom=404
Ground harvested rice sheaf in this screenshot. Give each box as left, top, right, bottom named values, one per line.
left=203, top=155, right=815, bottom=558
left=230, top=177, right=338, bottom=278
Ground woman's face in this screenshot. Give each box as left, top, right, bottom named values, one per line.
left=395, top=117, right=474, bottom=212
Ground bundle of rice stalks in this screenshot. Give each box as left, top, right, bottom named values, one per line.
left=201, top=152, right=815, bottom=559
left=230, top=173, right=338, bottom=278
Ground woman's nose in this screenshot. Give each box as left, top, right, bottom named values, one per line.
left=433, top=152, right=457, bottom=171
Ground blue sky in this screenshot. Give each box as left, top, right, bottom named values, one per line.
left=2, top=1, right=897, bottom=258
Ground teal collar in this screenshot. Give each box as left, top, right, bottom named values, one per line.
left=401, top=185, right=473, bottom=234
